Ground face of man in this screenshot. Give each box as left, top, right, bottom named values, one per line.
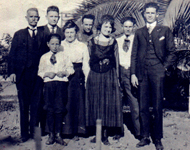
left=82, top=18, right=94, bottom=33
left=123, top=20, right=134, bottom=36
left=144, top=7, right=158, bottom=23
left=25, top=10, right=39, bottom=27
left=46, top=11, right=60, bottom=26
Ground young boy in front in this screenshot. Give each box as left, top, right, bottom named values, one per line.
left=38, top=34, right=74, bottom=145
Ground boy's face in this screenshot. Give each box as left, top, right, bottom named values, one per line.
left=46, top=11, right=60, bottom=26
left=47, top=37, right=60, bottom=53
left=25, top=10, right=40, bottom=27
left=144, top=7, right=158, bottom=23
left=82, top=18, right=94, bottom=33
left=123, top=20, right=134, bottom=36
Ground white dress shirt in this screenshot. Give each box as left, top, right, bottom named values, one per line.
left=47, top=24, right=57, bottom=33
left=146, top=21, right=157, bottom=33
left=61, top=39, right=90, bottom=79
left=28, top=25, right=37, bottom=37
left=116, top=34, right=134, bottom=70
left=38, top=51, right=74, bottom=82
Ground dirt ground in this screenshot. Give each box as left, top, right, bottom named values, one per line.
left=0, top=82, right=190, bottom=150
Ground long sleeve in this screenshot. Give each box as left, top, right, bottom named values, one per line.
left=114, top=40, right=120, bottom=79
left=64, top=55, right=74, bottom=77
left=38, top=55, right=46, bottom=79
left=82, top=43, right=90, bottom=82
left=131, top=31, right=138, bottom=75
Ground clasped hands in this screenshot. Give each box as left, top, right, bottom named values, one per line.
left=44, top=71, right=68, bottom=79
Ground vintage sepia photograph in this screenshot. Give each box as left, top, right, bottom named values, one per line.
left=0, top=0, right=190, bottom=149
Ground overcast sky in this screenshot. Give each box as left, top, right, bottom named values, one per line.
left=0, top=0, right=84, bottom=37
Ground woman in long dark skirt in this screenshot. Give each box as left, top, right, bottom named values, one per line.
left=86, top=15, right=123, bottom=145
left=61, top=20, right=89, bottom=141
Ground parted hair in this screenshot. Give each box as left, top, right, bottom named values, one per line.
left=47, top=34, right=61, bottom=44
left=144, top=2, right=159, bottom=12
left=47, top=5, right=59, bottom=14
left=97, top=15, right=116, bottom=33
left=120, top=16, right=136, bottom=25
left=62, top=20, right=79, bottom=33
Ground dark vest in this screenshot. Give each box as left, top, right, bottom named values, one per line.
left=89, top=39, right=116, bottom=73
left=26, top=32, right=39, bottom=68
left=145, top=33, right=160, bottom=67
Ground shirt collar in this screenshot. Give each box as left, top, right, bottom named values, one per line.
left=28, top=25, right=37, bottom=30
left=47, top=24, right=57, bottom=31
left=146, top=21, right=157, bottom=29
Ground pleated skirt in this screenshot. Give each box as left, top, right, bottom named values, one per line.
left=85, top=68, right=123, bottom=127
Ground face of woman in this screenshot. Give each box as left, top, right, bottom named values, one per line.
left=65, top=27, right=77, bottom=43
left=101, top=22, right=112, bottom=36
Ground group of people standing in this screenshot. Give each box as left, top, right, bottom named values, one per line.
left=8, top=2, right=176, bottom=150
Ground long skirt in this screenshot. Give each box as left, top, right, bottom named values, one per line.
left=62, top=63, right=86, bottom=135
left=86, top=68, right=123, bottom=127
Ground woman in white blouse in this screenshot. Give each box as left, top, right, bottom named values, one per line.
left=61, top=20, right=89, bottom=140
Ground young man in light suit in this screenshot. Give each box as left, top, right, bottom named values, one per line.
left=131, top=2, right=176, bottom=150
left=8, top=8, right=46, bottom=142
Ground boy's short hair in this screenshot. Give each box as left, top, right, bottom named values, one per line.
left=27, top=8, right=39, bottom=15
left=144, top=2, right=159, bottom=12
left=47, top=5, right=59, bottom=14
left=120, top=16, right=136, bottom=25
left=82, top=14, right=95, bottom=23
left=62, top=20, right=79, bottom=33
left=47, top=34, right=61, bottom=44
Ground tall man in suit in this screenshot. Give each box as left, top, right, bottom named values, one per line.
left=131, top=2, right=176, bottom=150
left=116, top=17, right=140, bottom=140
left=8, top=8, right=46, bottom=142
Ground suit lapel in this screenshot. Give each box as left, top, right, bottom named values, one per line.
left=152, top=26, right=161, bottom=44
left=141, top=26, right=149, bottom=42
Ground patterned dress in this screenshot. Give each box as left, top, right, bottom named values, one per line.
left=86, top=38, right=123, bottom=127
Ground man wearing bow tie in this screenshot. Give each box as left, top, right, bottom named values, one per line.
left=116, top=17, right=140, bottom=140
left=8, top=8, right=46, bottom=142
left=131, top=2, right=176, bottom=150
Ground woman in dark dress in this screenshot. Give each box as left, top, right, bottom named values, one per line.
left=61, top=21, right=89, bottom=141
left=86, top=15, right=123, bottom=145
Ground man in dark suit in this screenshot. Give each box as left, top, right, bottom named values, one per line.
left=8, top=8, right=46, bottom=142
left=38, top=5, right=64, bottom=52
left=131, top=2, right=176, bottom=150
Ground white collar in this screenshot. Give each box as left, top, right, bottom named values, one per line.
left=28, top=25, right=37, bottom=30
left=146, top=21, right=157, bottom=28
left=47, top=24, right=57, bottom=30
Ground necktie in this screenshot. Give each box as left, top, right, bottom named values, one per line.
left=51, top=27, right=55, bottom=34
left=50, top=53, right=57, bottom=65
left=31, top=29, right=36, bottom=39
left=147, top=24, right=153, bottom=34
left=123, top=38, right=130, bottom=52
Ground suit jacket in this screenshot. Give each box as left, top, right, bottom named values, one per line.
left=38, top=25, right=64, bottom=53
left=131, top=25, right=176, bottom=81
left=8, top=27, right=45, bottom=83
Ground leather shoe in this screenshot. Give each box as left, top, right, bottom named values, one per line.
left=46, top=133, right=54, bottom=145
left=154, top=139, right=164, bottom=150
left=90, top=137, right=96, bottom=143
left=55, top=133, right=67, bottom=146
left=102, top=137, right=110, bottom=145
left=136, top=137, right=151, bottom=148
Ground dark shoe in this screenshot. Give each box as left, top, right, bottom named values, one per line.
left=113, top=134, right=122, bottom=140
left=46, top=133, right=55, bottom=145
left=102, top=137, right=110, bottom=145
left=55, top=133, right=67, bottom=146
left=90, top=137, right=96, bottom=143
left=20, top=136, right=29, bottom=143
left=136, top=137, right=151, bottom=148
left=135, top=135, right=143, bottom=141
left=154, top=139, right=164, bottom=150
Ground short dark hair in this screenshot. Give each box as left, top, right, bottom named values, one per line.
left=144, top=2, right=159, bottom=12
left=120, top=16, right=136, bottom=25
left=82, top=14, right=95, bottom=23
left=47, top=34, right=61, bottom=44
left=47, top=6, right=59, bottom=14
left=97, top=15, right=116, bottom=33
left=62, top=20, right=79, bottom=33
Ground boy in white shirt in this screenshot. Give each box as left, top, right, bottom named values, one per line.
left=38, top=34, right=74, bottom=145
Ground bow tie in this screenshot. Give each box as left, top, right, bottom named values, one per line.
left=123, top=38, right=130, bottom=52
left=50, top=53, right=57, bottom=65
